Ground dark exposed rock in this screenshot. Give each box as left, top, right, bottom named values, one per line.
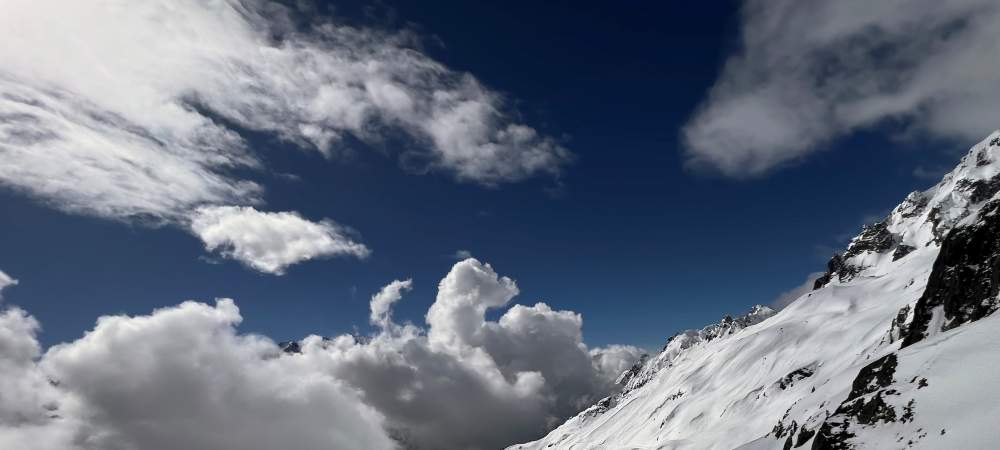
left=845, top=354, right=897, bottom=405
left=696, top=305, right=776, bottom=343
left=900, top=400, right=916, bottom=423
left=778, top=365, right=816, bottom=390
left=926, top=206, right=946, bottom=243
left=892, top=245, right=915, bottom=261
left=796, top=427, right=815, bottom=448
left=591, top=396, right=612, bottom=415
left=887, top=305, right=911, bottom=343
left=278, top=341, right=302, bottom=354
left=955, top=177, right=1000, bottom=205
left=812, top=275, right=829, bottom=291
left=844, top=221, right=896, bottom=259
left=814, top=255, right=845, bottom=289
left=976, top=149, right=991, bottom=167
left=903, top=198, right=1000, bottom=347
left=813, top=254, right=862, bottom=289
left=811, top=421, right=851, bottom=449
left=615, top=354, right=648, bottom=386
left=811, top=354, right=899, bottom=450
left=661, top=332, right=683, bottom=352
left=813, top=222, right=899, bottom=290
left=897, top=192, right=929, bottom=219
left=774, top=419, right=798, bottom=440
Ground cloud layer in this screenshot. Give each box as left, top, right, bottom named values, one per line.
left=0, top=0, right=570, bottom=273
left=296, top=259, right=643, bottom=448
left=683, top=0, right=1000, bottom=176
left=0, top=301, right=395, bottom=450
left=0, top=259, right=641, bottom=449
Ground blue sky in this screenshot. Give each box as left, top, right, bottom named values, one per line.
left=0, top=0, right=988, bottom=352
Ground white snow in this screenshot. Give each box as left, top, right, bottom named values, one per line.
left=510, top=131, right=1000, bottom=450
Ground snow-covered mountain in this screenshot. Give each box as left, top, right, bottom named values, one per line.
left=510, top=131, right=1000, bottom=450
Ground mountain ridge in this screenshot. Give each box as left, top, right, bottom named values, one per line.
left=510, top=130, right=1000, bottom=450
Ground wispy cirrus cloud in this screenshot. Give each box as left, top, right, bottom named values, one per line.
left=683, top=0, right=1000, bottom=177
left=0, top=0, right=570, bottom=273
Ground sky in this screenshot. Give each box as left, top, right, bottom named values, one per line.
left=1, top=1, right=998, bottom=449
left=1, top=0, right=996, bottom=351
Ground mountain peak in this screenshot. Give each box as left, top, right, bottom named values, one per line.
left=814, top=130, right=1000, bottom=290
left=511, top=130, right=1000, bottom=450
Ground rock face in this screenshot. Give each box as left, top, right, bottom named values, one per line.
left=814, top=220, right=901, bottom=289
left=509, top=131, right=1000, bottom=450
left=812, top=354, right=899, bottom=450
left=902, top=198, right=1000, bottom=347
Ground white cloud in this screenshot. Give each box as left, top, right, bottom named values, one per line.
left=369, top=279, right=412, bottom=329
left=0, top=307, right=82, bottom=450
left=453, top=249, right=474, bottom=260
left=590, top=344, right=647, bottom=382
left=0, top=259, right=641, bottom=450
left=0, top=0, right=569, bottom=223
left=310, top=259, right=642, bottom=449
left=683, top=0, right=1000, bottom=177
left=0, top=271, right=16, bottom=299
left=0, top=0, right=570, bottom=274
left=189, top=206, right=370, bottom=275
left=0, top=300, right=396, bottom=450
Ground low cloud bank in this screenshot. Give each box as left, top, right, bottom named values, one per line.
left=0, top=260, right=640, bottom=449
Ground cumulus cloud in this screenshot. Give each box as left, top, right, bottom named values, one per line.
left=369, top=278, right=413, bottom=328
left=0, top=300, right=395, bottom=450
left=0, top=259, right=640, bottom=450
left=0, top=307, right=81, bottom=450
left=590, top=344, right=647, bottom=382
left=306, top=259, right=642, bottom=448
left=189, top=206, right=370, bottom=275
left=683, top=0, right=1000, bottom=177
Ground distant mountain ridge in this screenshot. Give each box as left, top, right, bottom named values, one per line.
left=510, top=130, right=1000, bottom=450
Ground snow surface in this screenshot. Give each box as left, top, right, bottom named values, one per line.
left=509, top=130, right=1000, bottom=450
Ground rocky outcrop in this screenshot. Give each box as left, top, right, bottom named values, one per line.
left=903, top=198, right=1000, bottom=347
left=278, top=341, right=302, bottom=354
left=843, top=222, right=896, bottom=258
left=812, top=354, right=898, bottom=450
left=891, top=244, right=915, bottom=261
left=814, top=221, right=900, bottom=289
left=777, top=365, right=816, bottom=391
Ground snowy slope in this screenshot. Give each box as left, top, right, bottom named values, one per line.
left=510, top=131, right=1000, bottom=450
